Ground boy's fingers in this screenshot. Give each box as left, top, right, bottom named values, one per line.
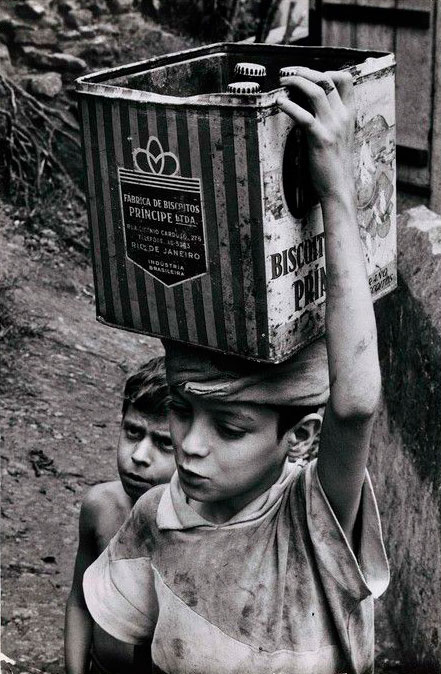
left=276, top=96, right=317, bottom=130
left=278, top=75, right=334, bottom=121
left=326, top=70, right=355, bottom=108
left=280, top=66, right=342, bottom=108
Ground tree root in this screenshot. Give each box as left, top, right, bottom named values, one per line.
left=0, top=74, right=85, bottom=209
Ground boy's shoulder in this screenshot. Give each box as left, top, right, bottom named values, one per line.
left=82, top=480, right=129, bottom=512
left=109, top=484, right=168, bottom=560
left=81, top=481, right=133, bottom=547
left=131, top=483, right=168, bottom=525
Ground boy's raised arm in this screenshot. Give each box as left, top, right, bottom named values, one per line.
left=277, top=68, right=381, bottom=544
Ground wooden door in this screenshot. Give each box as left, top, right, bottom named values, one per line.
left=321, top=0, right=435, bottom=194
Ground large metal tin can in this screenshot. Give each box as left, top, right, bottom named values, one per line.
left=76, top=43, right=396, bottom=362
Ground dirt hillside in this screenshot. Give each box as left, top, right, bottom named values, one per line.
left=0, top=199, right=163, bottom=673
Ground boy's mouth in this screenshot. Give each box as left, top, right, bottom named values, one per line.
left=178, top=465, right=208, bottom=483
left=123, top=471, right=151, bottom=485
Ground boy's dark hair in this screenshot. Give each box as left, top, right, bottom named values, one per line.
left=122, top=356, right=170, bottom=417
left=275, top=405, right=320, bottom=440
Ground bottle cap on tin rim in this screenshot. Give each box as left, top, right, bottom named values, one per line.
left=234, top=62, right=267, bottom=78
left=227, top=81, right=261, bottom=94
left=279, top=66, right=299, bottom=77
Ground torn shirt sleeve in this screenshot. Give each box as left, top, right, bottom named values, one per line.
left=302, top=459, right=390, bottom=602
left=83, top=501, right=159, bottom=645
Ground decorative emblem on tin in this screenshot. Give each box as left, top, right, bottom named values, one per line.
left=354, top=114, right=396, bottom=298
left=355, top=115, right=395, bottom=252
left=119, top=136, right=208, bottom=288
left=133, top=136, right=180, bottom=176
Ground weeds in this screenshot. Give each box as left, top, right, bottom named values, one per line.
left=0, top=74, right=84, bottom=211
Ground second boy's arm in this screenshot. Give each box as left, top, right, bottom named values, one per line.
left=278, top=69, right=381, bottom=545
left=64, top=496, right=99, bottom=674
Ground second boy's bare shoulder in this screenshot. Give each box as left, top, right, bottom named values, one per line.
left=81, top=481, right=133, bottom=553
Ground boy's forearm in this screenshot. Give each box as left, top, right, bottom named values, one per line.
left=278, top=68, right=382, bottom=539
left=64, top=599, right=93, bottom=674
left=321, top=189, right=381, bottom=419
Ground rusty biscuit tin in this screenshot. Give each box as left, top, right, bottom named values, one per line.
left=76, top=43, right=396, bottom=363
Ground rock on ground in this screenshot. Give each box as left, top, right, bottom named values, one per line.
left=25, top=71, right=63, bottom=98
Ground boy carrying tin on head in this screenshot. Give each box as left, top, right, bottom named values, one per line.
left=64, top=357, right=175, bottom=674
left=82, top=67, right=389, bottom=674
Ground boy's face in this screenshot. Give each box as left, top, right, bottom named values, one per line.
left=117, top=403, right=175, bottom=502
left=169, top=387, right=288, bottom=515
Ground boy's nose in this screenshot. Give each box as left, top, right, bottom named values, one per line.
left=181, top=420, right=210, bottom=458
left=131, top=437, right=154, bottom=466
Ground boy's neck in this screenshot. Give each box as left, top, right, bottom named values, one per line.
left=188, top=463, right=286, bottom=524
left=188, top=497, right=240, bottom=524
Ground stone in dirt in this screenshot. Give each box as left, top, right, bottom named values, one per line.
left=105, top=0, right=133, bottom=14
left=92, top=22, right=118, bottom=33
left=87, top=0, right=109, bottom=16
left=0, top=43, right=13, bottom=76
left=23, top=47, right=87, bottom=72
left=42, top=14, right=61, bottom=29
left=63, top=7, right=93, bottom=29
left=57, top=0, right=77, bottom=15
left=79, top=33, right=115, bottom=53
left=0, top=14, right=28, bottom=36
left=75, top=22, right=118, bottom=38
left=14, top=26, right=58, bottom=47
left=59, top=29, right=80, bottom=40
left=26, top=72, right=63, bottom=99
left=75, top=34, right=119, bottom=64
left=7, top=461, right=29, bottom=477
left=74, top=8, right=94, bottom=23
left=15, top=1, right=46, bottom=21
left=78, top=25, right=99, bottom=37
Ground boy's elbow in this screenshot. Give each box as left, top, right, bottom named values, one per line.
left=332, top=396, right=380, bottom=423
left=331, top=368, right=381, bottom=421
left=67, top=590, right=87, bottom=612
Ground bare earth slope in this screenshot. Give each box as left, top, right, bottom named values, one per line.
left=0, top=200, right=162, bottom=673
left=0, top=193, right=408, bottom=674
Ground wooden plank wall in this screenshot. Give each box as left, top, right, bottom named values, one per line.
left=321, top=0, right=435, bottom=192
left=430, top=0, right=441, bottom=213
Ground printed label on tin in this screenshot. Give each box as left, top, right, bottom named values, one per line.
left=119, top=138, right=208, bottom=287
left=269, top=231, right=327, bottom=313
left=368, top=263, right=396, bottom=297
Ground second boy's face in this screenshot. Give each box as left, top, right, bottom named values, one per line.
left=117, top=404, right=175, bottom=502
left=169, top=387, right=288, bottom=520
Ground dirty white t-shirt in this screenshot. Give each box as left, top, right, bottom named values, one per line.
left=83, top=459, right=389, bottom=674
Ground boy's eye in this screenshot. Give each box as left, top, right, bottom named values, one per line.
left=215, top=424, right=247, bottom=440
left=124, top=426, right=144, bottom=441
left=169, top=401, right=192, bottom=419
left=156, top=436, right=174, bottom=454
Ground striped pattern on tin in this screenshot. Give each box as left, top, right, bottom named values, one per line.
left=110, top=100, right=143, bottom=331
left=79, top=98, right=108, bottom=322
left=79, top=96, right=269, bottom=359
left=166, top=107, right=208, bottom=346
left=126, top=100, right=159, bottom=333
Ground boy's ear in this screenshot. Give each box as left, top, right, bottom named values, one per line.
left=286, top=413, right=322, bottom=462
